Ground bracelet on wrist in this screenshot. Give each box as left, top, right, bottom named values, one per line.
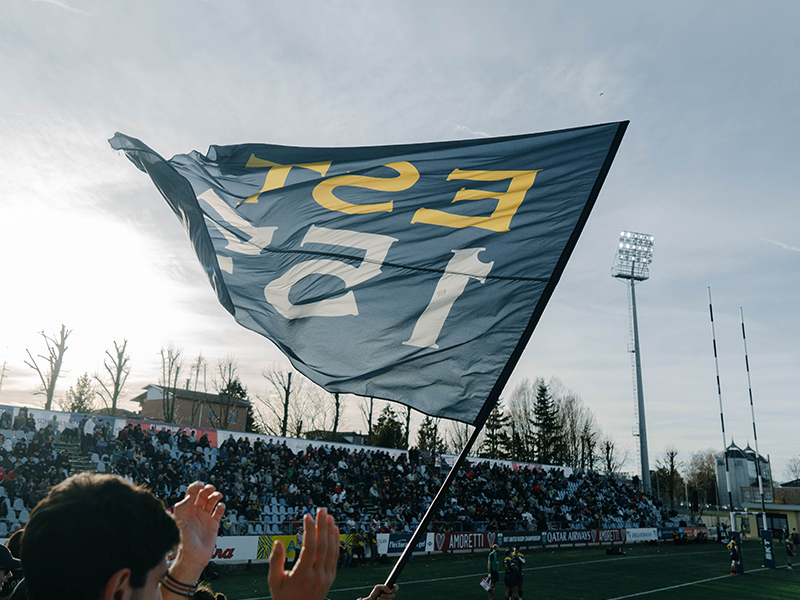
left=160, top=572, right=198, bottom=597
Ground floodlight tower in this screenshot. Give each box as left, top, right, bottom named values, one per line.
left=612, top=231, right=655, bottom=495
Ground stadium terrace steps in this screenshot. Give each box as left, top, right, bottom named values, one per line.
left=54, top=439, right=97, bottom=474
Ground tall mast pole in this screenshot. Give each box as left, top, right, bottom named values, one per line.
left=708, top=288, right=735, bottom=531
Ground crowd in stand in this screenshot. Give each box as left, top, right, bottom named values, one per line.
left=0, top=413, right=675, bottom=539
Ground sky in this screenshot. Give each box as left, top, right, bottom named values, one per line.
left=1, top=1, right=798, bottom=482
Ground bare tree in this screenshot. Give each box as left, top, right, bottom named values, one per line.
left=446, top=421, right=475, bottom=454
left=784, top=456, right=800, bottom=483
left=402, top=406, right=412, bottom=449
left=25, top=324, right=71, bottom=410
left=657, top=446, right=683, bottom=508
left=211, top=357, right=247, bottom=430
left=190, top=352, right=209, bottom=392
left=93, top=340, right=131, bottom=417
left=550, top=378, right=601, bottom=469
left=685, top=448, right=718, bottom=513
left=359, top=397, right=376, bottom=444
left=159, top=344, right=184, bottom=424
left=332, top=393, right=341, bottom=438
left=260, top=365, right=316, bottom=437
left=600, top=435, right=629, bottom=473
left=507, top=379, right=536, bottom=461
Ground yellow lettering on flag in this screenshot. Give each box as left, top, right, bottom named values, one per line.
left=240, top=155, right=332, bottom=204
left=411, top=168, right=541, bottom=232
left=312, top=162, right=419, bottom=215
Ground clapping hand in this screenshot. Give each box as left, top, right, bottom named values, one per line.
left=269, top=508, right=339, bottom=600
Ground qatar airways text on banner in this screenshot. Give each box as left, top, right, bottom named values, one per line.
left=545, top=528, right=626, bottom=546
left=429, top=531, right=498, bottom=552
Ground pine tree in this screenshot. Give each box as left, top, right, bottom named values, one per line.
left=245, top=406, right=263, bottom=433
left=478, top=403, right=510, bottom=460
left=533, top=379, right=561, bottom=464
left=372, top=406, right=405, bottom=449
left=59, top=372, right=96, bottom=413
left=416, top=416, right=445, bottom=453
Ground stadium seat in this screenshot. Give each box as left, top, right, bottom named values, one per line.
left=0, top=487, right=6, bottom=498
left=0, top=522, right=7, bottom=537
left=91, top=453, right=100, bottom=463
left=255, top=524, right=264, bottom=535
left=18, top=509, right=29, bottom=524
left=12, top=498, right=24, bottom=511
left=26, top=431, right=34, bottom=441
left=247, top=523, right=256, bottom=535
left=14, top=431, right=23, bottom=440
left=97, top=462, right=106, bottom=473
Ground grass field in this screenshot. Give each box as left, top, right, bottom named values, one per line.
left=208, top=540, right=797, bottom=600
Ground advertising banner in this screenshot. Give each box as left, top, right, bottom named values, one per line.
left=428, top=531, right=498, bottom=552
left=376, top=533, right=428, bottom=556
left=211, top=537, right=260, bottom=562
left=626, top=528, right=658, bottom=543
left=498, top=531, right=544, bottom=547
left=681, top=526, right=708, bottom=540
left=544, top=528, right=626, bottom=546
left=660, top=528, right=677, bottom=540
left=760, top=529, right=775, bottom=569
left=544, top=530, right=591, bottom=545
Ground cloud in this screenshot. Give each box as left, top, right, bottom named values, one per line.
left=29, top=0, right=89, bottom=16
left=450, top=123, right=491, bottom=139
left=764, top=238, right=800, bottom=252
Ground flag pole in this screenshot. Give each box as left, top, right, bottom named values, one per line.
left=383, top=401, right=495, bottom=588
left=384, top=120, right=629, bottom=587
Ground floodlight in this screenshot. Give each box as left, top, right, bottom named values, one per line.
left=611, top=230, right=655, bottom=495
left=612, top=230, right=654, bottom=280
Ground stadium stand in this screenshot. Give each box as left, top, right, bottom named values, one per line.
left=0, top=414, right=681, bottom=539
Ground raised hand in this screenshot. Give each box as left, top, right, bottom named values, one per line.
left=269, top=508, right=339, bottom=600
left=170, top=482, right=225, bottom=584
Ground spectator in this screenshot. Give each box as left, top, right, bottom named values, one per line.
left=20, top=472, right=345, bottom=600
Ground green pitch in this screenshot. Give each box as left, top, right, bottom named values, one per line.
left=207, top=540, right=796, bottom=600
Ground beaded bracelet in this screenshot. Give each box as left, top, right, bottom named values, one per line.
left=160, top=572, right=198, bottom=597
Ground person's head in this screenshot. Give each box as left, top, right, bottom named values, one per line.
left=0, top=545, right=21, bottom=584
left=21, top=472, right=180, bottom=600
left=491, top=544, right=498, bottom=553
left=194, top=586, right=227, bottom=600
left=6, top=529, right=24, bottom=563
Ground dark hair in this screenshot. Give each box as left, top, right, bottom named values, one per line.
left=21, top=472, right=180, bottom=600
left=6, top=529, right=24, bottom=561
left=194, top=586, right=227, bottom=600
